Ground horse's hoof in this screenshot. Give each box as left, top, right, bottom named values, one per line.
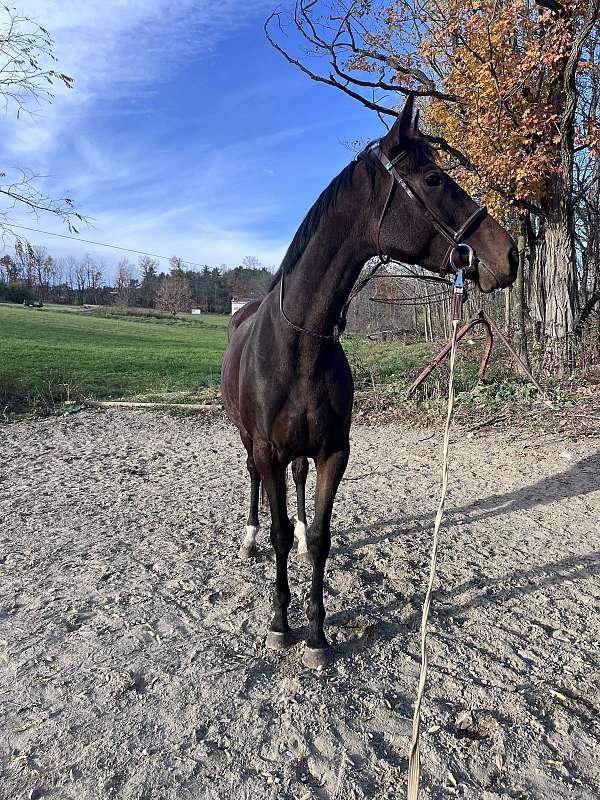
left=302, top=646, right=333, bottom=669
left=265, top=630, right=297, bottom=651
left=297, top=550, right=312, bottom=566
left=238, top=543, right=257, bottom=560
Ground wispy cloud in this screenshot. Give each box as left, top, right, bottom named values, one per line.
left=6, top=0, right=271, bottom=157
left=4, top=1, right=371, bottom=275
left=4, top=0, right=293, bottom=271
left=18, top=0, right=272, bottom=89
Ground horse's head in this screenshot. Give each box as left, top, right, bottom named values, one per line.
left=370, top=95, right=517, bottom=292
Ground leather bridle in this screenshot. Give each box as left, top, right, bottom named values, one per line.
left=363, top=142, right=488, bottom=275
left=279, top=139, right=488, bottom=341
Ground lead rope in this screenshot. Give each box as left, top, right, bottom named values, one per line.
left=407, top=268, right=465, bottom=800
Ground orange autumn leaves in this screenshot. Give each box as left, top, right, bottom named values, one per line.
left=383, top=0, right=592, bottom=217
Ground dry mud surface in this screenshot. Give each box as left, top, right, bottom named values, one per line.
left=1, top=410, right=599, bottom=800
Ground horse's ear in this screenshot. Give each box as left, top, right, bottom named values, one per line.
left=381, top=93, right=415, bottom=153
left=411, top=108, right=420, bottom=135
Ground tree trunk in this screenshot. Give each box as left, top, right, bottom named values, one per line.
left=504, top=286, right=512, bottom=331
left=527, top=216, right=545, bottom=343
left=424, top=284, right=433, bottom=341
left=541, top=174, right=578, bottom=374
left=541, top=0, right=599, bottom=375
left=540, top=117, right=574, bottom=372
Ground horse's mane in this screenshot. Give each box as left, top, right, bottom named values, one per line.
left=268, top=161, right=358, bottom=290
left=268, top=134, right=434, bottom=291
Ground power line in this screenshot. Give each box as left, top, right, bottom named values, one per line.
left=5, top=223, right=207, bottom=269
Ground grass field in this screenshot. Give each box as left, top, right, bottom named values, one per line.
left=0, top=302, right=525, bottom=418
left=0, top=304, right=229, bottom=414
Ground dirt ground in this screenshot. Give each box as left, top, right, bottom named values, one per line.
left=1, top=410, right=599, bottom=800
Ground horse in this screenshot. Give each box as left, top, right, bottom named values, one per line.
left=221, top=95, right=517, bottom=669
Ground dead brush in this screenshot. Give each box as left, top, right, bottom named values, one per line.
left=1, top=371, right=83, bottom=417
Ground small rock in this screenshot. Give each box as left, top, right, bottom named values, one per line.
left=29, top=790, right=42, bottom=800
left=455, top=709, right=476, bottom=730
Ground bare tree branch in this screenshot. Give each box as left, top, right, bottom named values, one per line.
left=0, top=7, right=82, bottom=238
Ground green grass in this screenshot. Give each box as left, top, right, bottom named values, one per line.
left=0, top=301, right=533, bottom=420
left=343, top=332, right=434, bottom=389
left=0, top=303, right=229, bottom=414
left=42, top=302, right=231, bottom=327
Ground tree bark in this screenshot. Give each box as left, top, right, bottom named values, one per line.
left=540, top=173, right=578, bottom=374
left=504, top=286, right=512, bottom=331
left=540, top=0, right=599, bottom=375
left=527, top=216, right=546, bottom=342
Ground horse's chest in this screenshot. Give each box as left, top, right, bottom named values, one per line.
left=240, top=344, right=353, bottom=454
left=270, top=385, right=351, bottom=455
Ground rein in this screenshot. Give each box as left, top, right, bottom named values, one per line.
left=279, top=139, right=487, bottom=340
left=407, top=268, right=466, bottom=800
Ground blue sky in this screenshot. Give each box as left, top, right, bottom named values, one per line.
left=5, top=1, right=384, bottom=278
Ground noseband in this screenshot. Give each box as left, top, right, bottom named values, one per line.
left=361, top=142, right=488, bottom=275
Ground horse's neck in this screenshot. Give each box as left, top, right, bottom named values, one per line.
left=278, top=198, right=373, bottom=339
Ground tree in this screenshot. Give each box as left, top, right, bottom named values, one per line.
left=169, top=255, right=185, bottom=276
left=114, top=259, right=137, bottom=306
left=223, top=265, right=272, bottom=298
left=29, top=245, right=55, bottom=300
left=82, top=255, right=104, bottom=304
left=14, top=238, right=34, bottom=287
left=0, top=254, right=16, bottom=282
left=242, top=255, right=261, bottom=270
left=0, top=7, right=82, bottom=236
left=157, top=275, right=192, bottom=315
left=139, top=255, right=159, bottom=307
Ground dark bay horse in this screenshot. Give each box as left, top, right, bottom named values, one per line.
left=221, top=96, right=517, bottom=669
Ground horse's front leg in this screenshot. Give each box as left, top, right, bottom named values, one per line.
left=303, top=445, right=349, bottom=669
left=253, top=442, right=296, bottom=650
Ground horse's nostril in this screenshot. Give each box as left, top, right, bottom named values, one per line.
left=508, top=247, right=519, bottom=274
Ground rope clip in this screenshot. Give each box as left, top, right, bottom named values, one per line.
left=452, top=268, right=466, bottom=321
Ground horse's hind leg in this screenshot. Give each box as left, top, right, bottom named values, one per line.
left=253, top=442, right=295, bottom=650
left=303, top=445, right=349, bottom=669
left=291, top=457, right=309, bottom=562
left=238, top=436, right=260, bottom=560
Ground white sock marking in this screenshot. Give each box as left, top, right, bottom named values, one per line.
left=242, top=524, right=258, bottom=550
left=295, top=520, right=308, bottom=554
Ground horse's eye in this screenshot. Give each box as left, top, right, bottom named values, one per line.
left=425, top=173, right=443, bottom=187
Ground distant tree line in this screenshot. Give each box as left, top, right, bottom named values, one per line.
left=0, top=241, right=526, bottom=340
left=0, top=243, right=273, bottom=314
